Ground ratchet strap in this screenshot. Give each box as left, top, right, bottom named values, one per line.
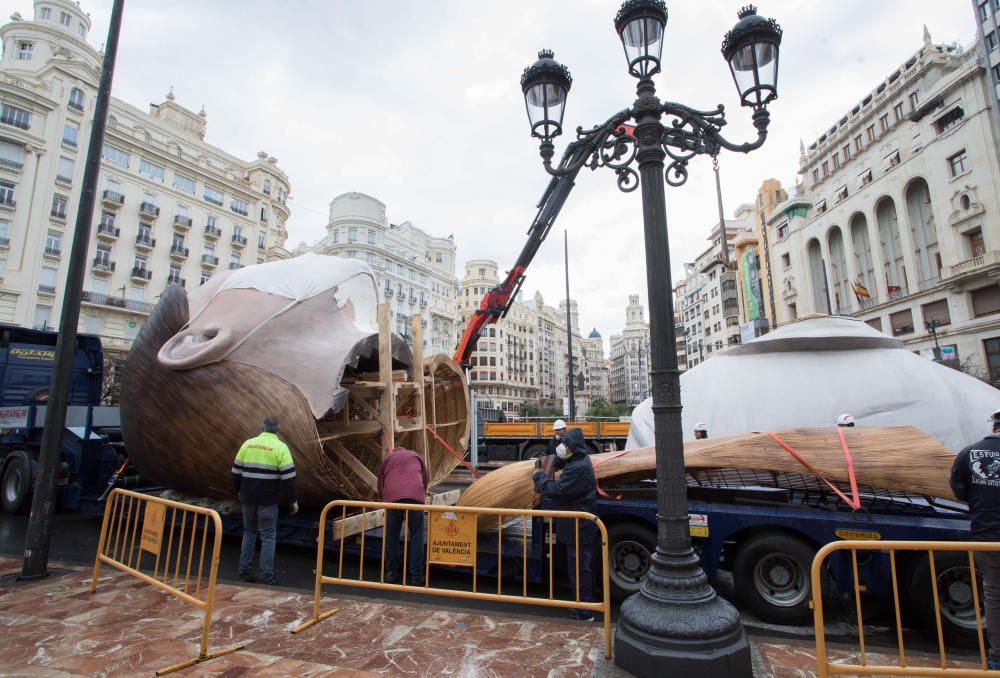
left=766, top=429, right=861, bottom=511
left=426, top=424, right=482, bottom=479
left=591, top=448, right=636, bottom=501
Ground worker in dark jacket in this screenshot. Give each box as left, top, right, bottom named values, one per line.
left=533, top=427, right=598, bottom=620
left=232, top=416, right=297, bottom=585
left=377, top=446, right=430, bottom=586
left=950, top=410, right=1000, bottom=670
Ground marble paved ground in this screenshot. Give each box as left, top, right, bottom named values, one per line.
left=0, top=556, right=606, bottom=677
left=0, top=555, right=988, bottom=677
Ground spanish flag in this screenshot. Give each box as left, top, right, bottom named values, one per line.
left=852, top=280, right=871, bottom=302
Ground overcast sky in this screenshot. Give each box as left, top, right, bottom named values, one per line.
left=39, top=0, right=975, bottom=343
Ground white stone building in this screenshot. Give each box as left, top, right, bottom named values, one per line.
left=0, top=1, right=291, bottom=358
left=609, top=294, right=651, bottom=405
left=768, top=36, right=1000, bottom=380
left=306, top=192, right=458, bottom=353
left=678, top=207, right=754, bottom=367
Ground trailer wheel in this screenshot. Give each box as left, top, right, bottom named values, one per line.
left=608, top=522, right=656, bottom=601
left=1, top=455, right=32, bottom=514
left=521, top=443, right=548, bottom=460
left=906, top=552, right=982, bottom=644
left=733, top=533, right=816, bottom=624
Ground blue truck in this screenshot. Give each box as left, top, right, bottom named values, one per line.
left=0, top=326, right=975, bottom=640
left=0, top=325, right=134, bottom=514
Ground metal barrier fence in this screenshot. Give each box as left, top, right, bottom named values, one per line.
left=292, top=500, right=612, bottom=658
left=90, top=489, right=243, bottom=675
left=811, top=540, right=1000, bottom=677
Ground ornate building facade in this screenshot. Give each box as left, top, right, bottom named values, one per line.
left=0, top=0, right=290, bottom=358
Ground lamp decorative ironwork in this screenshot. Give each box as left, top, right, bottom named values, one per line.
left=520, top=2, right=781, bottom=675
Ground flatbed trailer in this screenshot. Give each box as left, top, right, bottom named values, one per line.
left=216, top=471, right=972, bottom=639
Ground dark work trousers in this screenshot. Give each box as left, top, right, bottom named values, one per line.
left=976, top=551, right=1000, bottom=662
left=567, top=542, right=594, bottom=603
left=385, top=499, right=425, bottom=583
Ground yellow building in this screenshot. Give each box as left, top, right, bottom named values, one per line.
left=734, top=179, right=786, bottom=338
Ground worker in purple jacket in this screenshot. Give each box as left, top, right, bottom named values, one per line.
left=377, top=446, right=429, bottom=586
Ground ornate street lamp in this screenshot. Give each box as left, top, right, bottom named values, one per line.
left=521, top=3, right=781, bottom=676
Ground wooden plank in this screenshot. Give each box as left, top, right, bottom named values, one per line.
left=428, top=489, right=461, bottom=506
left=344, top=370, right=407, bottom=383
left=330, top=508, right=386, bottom=541
left=410, top=314, right=429, bottom=465
left=378, top=304, right=394, bottom=457
left=317, top=419, right=383, bottom=440
left=347, top=391, right=381, bottom=422
left=326, top=437, right=378, bottom=490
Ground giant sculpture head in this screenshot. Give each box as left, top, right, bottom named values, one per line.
left=627, top=314, right=1000, bottom=452
left=120, top=254, right=469, bottom=506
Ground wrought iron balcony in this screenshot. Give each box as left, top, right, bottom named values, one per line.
left=101, top=190, right=125, bottom=207
left=0, top=196, right=15, bottom=208
left=50, top=208, right=67, bottom=220
left=134, top=235, right=156, bottom=250
left=169, top=245, right=189, bottom=259
left=167, top=276, right=186, bottom=287
left=96, top=223, right=120, bottom=240
left=43, top=246, right=61, bottom=257
left=91, top=258, right=115, bottom=273
left=230, top=205, right=249, bottom=216
left=130, top=266, right=152, bottom=281
left=67, top=100, right=84, bottom=112
left=139, top=202, right=160, bottom=218
left=0, top=116, right=29, bottom=130
left=81, top=290, right=154, bottom=314
left=228, top=262, right=243, bottom=270
left=231, top=234, right=247, bottom=247
left=55, top=174, right=72, bottom=186
left=0, top=237, right=9, bottom=248
left=204, top=224, right=222, bottom=239
left=0, top=158, right=23, bottom=171
left=201, top=254, right=219, bottom=266
left=174, top=215, right=192, bottom=229
left=38, top=284, right=56, bottom=295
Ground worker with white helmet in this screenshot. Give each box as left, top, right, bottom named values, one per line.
left=836, top=413, right=856, bottom=427
left=694, top=422, right=708, bottom=440
left=547, top=419, right=568, bottom=455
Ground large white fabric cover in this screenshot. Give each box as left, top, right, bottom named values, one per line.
left=626, top=315, right=1000, bottom=452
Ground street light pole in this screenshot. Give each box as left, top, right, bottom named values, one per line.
left=22, top=0, right=125, bottom=579
left=564, top=229, right=575, bottom=421
left=519, top=2, right=781, bottom=674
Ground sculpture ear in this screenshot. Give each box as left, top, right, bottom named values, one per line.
left=157, top=326, right=236, bottom=369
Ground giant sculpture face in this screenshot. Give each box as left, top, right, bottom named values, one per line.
left=120, top=254, right=469, bottom=506
left=627, top=314, right=1000, bottom=452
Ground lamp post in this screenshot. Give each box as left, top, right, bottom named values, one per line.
left=520, top=2, right=781, bottom=675
left=925, top=319, right=942, bottom=361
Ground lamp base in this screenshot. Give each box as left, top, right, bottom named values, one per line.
left=613, top=552, right=752, bottom=678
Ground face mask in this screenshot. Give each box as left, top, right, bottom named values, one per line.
left=556, top=443, right=569, bottom=460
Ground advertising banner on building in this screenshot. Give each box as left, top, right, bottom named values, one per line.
left=741, top=250, right=762, bottom=321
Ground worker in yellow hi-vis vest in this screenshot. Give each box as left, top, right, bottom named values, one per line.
left=231, top=416, right=297, bottom=585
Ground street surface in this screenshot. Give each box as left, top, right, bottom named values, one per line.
left=0, top=505, right=977, bottom=660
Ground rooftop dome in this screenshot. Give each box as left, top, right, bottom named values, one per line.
left=588, top=328, right=602, bottom=339
left=627, top=314, right=1000, bottom=452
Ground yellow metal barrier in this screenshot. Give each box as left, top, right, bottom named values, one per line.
left=90, top=489, right=243, bottom=675
left=292, top=500, right=612, bottom=658
left=811, top=540, right=1000, bottom=677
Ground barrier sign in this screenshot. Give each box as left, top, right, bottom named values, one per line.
left=140, top=502, right=166, bottom=555
left=428, top=511, right=476, bottom=566
left=834, top=529, right=881, bottom=541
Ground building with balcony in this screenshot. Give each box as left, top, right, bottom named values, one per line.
left=609, top=295, right=651, bottom=406
left=677, top=208, right=755, bottom=367
left=0, top=1, right=291, bottom=357
left=768, top=35, right=1000, bottom=379
left=305, top=192, right=458, bottom=353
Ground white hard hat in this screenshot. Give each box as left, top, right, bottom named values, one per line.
left=836, top=413, right=855, bottom=426
left=694, top=422, right=708, bottom=432
left=553, top=419, right=567, bottom=431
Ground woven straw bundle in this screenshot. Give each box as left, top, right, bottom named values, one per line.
left=458, top=426, right=959, bottom=510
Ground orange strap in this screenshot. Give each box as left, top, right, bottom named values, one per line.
left=426, top=424, right=483, bottom=479
left=766, top=431, right=861, bottom=510
left=591, top=448, right=634, bottom=501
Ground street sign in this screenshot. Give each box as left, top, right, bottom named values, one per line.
left=428, top=511, right=477, bottom=566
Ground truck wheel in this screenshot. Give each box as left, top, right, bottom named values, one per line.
left=521, top=443, right=548, bottom=460
left=608, top=522, right=655, bottom=601
left=1, top=456, right=32, bottom=514
left=733, top=533, right=816, bottom=624
left=26, top=387, right=49, bottom=403
left=906, top=552, right=982, bottom=644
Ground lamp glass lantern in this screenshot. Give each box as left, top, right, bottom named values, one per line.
left=614, top=0, right=668, bottom=78
left=721, top=5, right=783, bottom=109
left=521, top=50, right=573, bottom=140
